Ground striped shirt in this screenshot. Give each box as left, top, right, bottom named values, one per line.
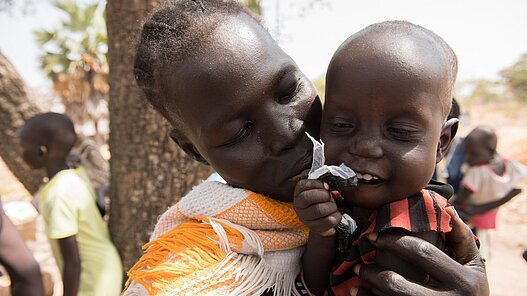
left=327, top=182, right=454, bottom=295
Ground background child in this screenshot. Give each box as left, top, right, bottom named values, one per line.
left=455, top=126, right=526, bottom=260
left=18, top=112, right=122, bottom=296
left=125, top=1, right=487, bottom=295
left=294, top=21, right=460, bottom=295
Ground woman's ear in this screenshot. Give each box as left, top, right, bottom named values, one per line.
left=436, top=118, right=459, bottom=163
left=168, top=129, right=209, bottom=164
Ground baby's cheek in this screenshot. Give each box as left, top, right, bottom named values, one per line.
left=323, top=140, right=347, bottom=166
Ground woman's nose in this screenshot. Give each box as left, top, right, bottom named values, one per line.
left=260, top=114, right=303, bottom=156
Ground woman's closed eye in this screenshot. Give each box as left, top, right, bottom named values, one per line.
left=276, top=80, right=302, bottom=104
left=220, top=122, right=254, bottom=147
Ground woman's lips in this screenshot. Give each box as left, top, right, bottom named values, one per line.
left=288, top=167, right=311, bottom=183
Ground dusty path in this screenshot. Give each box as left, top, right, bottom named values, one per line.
left=485, top=194, right=527, bottom=295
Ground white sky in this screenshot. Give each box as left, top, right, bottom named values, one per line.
left=1, top=0, right=526, bottom=91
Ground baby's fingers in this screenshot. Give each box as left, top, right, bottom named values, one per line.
left=300, top=202, right=339, bottom=222
left=294, top=187, right=332, bottom=211
left=294, top=179, right=328, bottom=199
left=306, top=212, right=342, bottom=235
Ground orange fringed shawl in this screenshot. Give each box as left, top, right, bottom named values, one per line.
left=123, top=181, right=309, bottom=296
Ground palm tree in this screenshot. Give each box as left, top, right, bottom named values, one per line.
left=34, top=0, right=108, bottom=142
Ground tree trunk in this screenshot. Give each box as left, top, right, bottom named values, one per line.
left=0, top=51, right=45, bottom=194
left=106, top=0, right=213, bottom=273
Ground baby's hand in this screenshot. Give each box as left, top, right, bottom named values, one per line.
left=294, top=179, right=342, bottom=237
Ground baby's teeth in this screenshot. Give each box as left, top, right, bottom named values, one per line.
left=356, top=172, right=363, bottom=179
left=362, top=173, right=373, bottom=180
left=372, top=176, right=378, bottom=180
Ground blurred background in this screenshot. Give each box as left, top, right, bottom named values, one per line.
left=1, top=0, right=526, bottom=295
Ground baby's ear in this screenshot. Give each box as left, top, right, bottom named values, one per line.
left=436, top=118, right=459, bottom=163
left=168, top=129, right=209, bottom=164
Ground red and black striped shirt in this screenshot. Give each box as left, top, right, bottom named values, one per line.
left=327, top=182, right=454, bottom=295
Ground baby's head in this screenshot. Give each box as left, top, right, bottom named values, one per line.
left=322, top=21, right=458, bottom=208
left=464, top=126, right=497, bottom=166
left=19, top=112, right=77, bottom=169
left=134, top=0, right=322, bottom=201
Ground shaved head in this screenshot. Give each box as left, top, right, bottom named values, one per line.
left=466, top=126, right=497, bottom=152
left=19, top=112, right=77, bottom=157
left=328, top=21, right=457, bottom=118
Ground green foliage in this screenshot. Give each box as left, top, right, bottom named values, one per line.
left=502, top=53, right=527, bottom=102
left=313, top=75, right=325, bottom=103
left=462, top=79, right=505, bottom=105
left=34, top=0, right=107, bottom=80
left=241, top=0, right=262, bottom=15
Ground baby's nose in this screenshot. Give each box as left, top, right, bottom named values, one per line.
left=349, top=134, right=383, bottom=159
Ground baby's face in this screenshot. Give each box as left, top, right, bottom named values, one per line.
left=321, top=59, right=448, bottom=208
left=162, top=14, right=322, bottom=202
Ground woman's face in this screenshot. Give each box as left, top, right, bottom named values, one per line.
left=163, top=14, right=322, bottom=202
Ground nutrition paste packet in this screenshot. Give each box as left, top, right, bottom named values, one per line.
left=305, top=132, right=358, bottom=251
left=305, top=132, right=357, bottom=190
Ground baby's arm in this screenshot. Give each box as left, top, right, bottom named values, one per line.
left=294, top=180, right=341, bottom=295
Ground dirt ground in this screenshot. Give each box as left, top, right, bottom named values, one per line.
left=0, top=100, right=526, bottom=295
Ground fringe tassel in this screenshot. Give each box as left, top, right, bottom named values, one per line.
left=126, top=217, right=301, bottom=296
left=126, top=219, right=243, bottom=295
left=209, top=218, right=301, bottom=296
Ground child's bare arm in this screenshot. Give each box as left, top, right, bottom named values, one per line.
left=0, top=207, right=44, bottom=296
left=469, top=188, right=521, bottom=215
left=455, top=186, right=521, bottom=218
left=58, top=235, right=81, bottom=296
left=294, top=180, right=341, bottom=295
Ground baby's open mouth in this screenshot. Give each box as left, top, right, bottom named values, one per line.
left=356, top=172, right=384, bottom=185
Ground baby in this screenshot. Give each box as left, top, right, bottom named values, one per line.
left=294, top=21, right=460, bottom=294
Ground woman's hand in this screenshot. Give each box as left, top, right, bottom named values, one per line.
left=350, top=207, right=489, bottom=296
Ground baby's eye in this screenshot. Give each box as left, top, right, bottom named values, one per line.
left=221, top=122, right=254, bottom=147
left=328, top=122, right=354, bottom=134
left=387, top=127, right=419, bottom=140
left=277, top=81, right=301, bottom=104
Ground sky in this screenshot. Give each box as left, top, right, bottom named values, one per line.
left=1, top=0, right=527, bottom=92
